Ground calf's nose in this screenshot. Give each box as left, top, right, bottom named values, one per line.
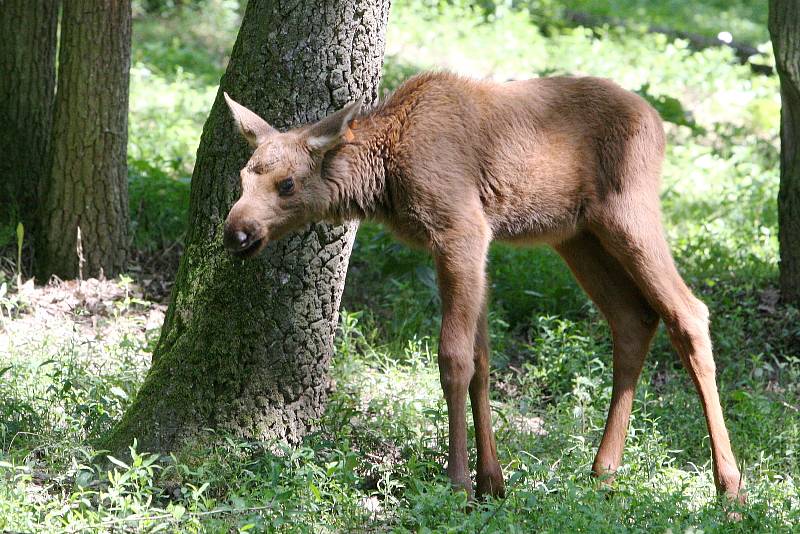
left=223, top=226, right=251, bottom=251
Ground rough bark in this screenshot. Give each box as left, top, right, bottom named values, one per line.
left=0, top=1, right=59, bottom=241
left=103, top=0, right=390, bottom=455
left=769, top=1, right=800, bottom=304
left=37, top=1, right=132, bottom=280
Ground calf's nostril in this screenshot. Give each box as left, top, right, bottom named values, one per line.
left=235, top=231, right=249, bottom=247
left=223, top=224, right=253, bottom=252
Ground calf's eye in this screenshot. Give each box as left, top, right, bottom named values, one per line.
left=278, top=177, right=295, bottom=196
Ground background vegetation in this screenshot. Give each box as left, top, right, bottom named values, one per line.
left=1, top=0, right=797, bottom=531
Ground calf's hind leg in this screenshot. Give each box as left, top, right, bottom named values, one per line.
left=555, top=231, right=659, bottom=481
left=592, top=210, right=744, bottom=500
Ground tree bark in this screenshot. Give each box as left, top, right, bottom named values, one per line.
left=769, top=1, right=800, bottom=304
left=0, top=1, right=59, bottom=244
left=103, top=0, right=391, bottom=455
left=37, top=1, right=132, bottom=280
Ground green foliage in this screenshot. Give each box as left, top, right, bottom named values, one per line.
left=2, top=0, right=797, bottom=531
left=127, top=0, right=240, bottom=251
left=127, top=45, right=218, bottom=250
left=0, top=338, right=145, bottom=454
left=553, top=0, right=769, bottom=45
left=131, top=2, right=242, bottom=85
left=636, top=83, right=704, bottom=133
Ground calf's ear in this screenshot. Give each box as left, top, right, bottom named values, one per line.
left=304, top=96, right=364, bottom=153
left=224, top=92, right=276, bottom=148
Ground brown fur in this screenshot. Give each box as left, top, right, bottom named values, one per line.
left=223, top=72, right=744, bottom=501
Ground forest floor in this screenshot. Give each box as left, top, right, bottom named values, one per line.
left=2, top=0, right=799, bottom=532
left=1, top=277, right=164, bottom=356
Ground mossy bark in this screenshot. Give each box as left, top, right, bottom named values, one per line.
left=0, top=1, right=59, bottom=242
left=770, top=1, right=800, bottom=304
left=37, top=1, right=132, bottom=280
left=103, top=0, right=391, bottom=455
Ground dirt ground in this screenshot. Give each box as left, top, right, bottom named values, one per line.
left=1, top=275, right=166, bottom=357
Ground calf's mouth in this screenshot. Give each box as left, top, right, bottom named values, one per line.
left=230, top=237, right=264, bottom=259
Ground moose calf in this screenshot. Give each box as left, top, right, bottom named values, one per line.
left=222, top=72, right=744, bottom=501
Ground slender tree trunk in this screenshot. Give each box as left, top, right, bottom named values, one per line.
left=103, top=0, right=391, bottom=455
left=37, top=1, right=132, bottom=280
left=0, top=1, right=59, bottom=246
left=770, top=1, right=800, bottom=304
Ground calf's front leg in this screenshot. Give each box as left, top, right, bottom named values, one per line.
left=471, top=293, right=505, bottom=498
left=434, top=235, right=489, bottom=498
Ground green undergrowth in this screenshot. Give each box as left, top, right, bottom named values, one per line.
left=551, top=0, right=768, bottom=45
left=2, top=0, right=798, bottom=532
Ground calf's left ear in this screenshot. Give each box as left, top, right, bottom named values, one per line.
left=304, top=96, right=364, bottom=152
left=224, top=92, right=277, bottom=148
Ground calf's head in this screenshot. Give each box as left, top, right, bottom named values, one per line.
left=222, top=93, right=362, bottom=258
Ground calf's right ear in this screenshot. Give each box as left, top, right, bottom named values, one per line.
left=224, top=92, right=276, bottom=148
left=304, top=97, right=365, bottom=153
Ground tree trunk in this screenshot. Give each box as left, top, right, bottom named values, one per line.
left=770, top=1, right=800, bottom=304
left=37, top=1, right=132, bottom=280
left=103, top=0, right=391, bottom=455
left=0, top=1, right=59, bottom=247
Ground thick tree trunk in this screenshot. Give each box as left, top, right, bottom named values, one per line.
left=37, top=1, right=132, bottom=280
left=0, top=1, right=59, bottom=243
left=770, top=1, right=800, bottom=304
left=103, top=0, right=390, bottom=455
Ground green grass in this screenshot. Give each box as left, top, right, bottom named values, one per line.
left=1, top=0, right=797, bottom=531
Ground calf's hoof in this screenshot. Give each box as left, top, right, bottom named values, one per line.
left=448, top=471, right=474, bottom=501
left=720, top=474, right=747, bottom=521
left=590, top=464, right=619, bottom=499
left=718, top=467, right=746, bottom=504
left=476, top=465, right=505, bottom=499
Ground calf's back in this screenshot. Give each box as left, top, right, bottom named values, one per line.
left=373, top=72, right=665, bottom=247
